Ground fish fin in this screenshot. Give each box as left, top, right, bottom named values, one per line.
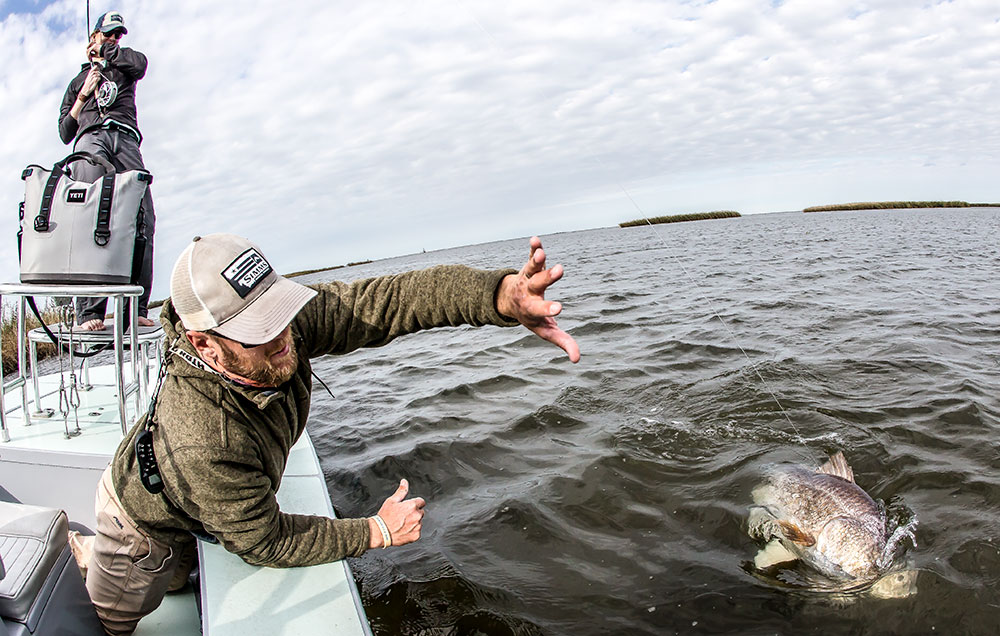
left=817, top=451, right=855, bottom=483
left=778, top=520, right=816, bottom=546
left=754, top=539, right=798, bottom=569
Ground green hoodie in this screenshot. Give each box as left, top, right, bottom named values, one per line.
left=112, top=265, right=516, bottom=567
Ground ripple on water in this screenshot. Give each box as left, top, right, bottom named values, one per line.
left=308, top=210, right=1000, bottom=635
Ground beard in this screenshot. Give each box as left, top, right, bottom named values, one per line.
left=218, top=334, right=299, bottom=387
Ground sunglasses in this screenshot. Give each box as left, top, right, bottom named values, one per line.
left=105, top=29, right=125, bottom=39
left=207, top=331, right=266, bottom=350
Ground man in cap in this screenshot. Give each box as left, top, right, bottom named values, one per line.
left=58, top=10, right=156, bottom=330
left=84, top=233, right=580, bottom=634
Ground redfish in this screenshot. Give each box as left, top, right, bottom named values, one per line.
left=748, top=451, right=917, bottom=588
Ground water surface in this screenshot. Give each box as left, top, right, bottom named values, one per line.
left=301, top=208, right=1000, bottom=635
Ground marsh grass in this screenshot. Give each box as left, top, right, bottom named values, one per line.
left=803, top=201, right=1000, bottom=212
left=1, top=302, right=60, bottom=374
left=620, top=210, right=741, bottom=228
left=285, top=261, right=374, bottom=279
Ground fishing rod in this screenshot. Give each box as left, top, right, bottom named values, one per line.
left=83, top=0, right=112, bottom=120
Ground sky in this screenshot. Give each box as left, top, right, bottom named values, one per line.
left=1, top=0, right=998, bottom=301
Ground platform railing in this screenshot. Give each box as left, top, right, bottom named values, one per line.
left=0, top=284, right=148, bottom=440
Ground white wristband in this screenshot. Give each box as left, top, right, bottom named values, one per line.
left=372, top=515, right=392, bottom=548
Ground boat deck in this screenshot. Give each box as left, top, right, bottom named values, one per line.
left=1, top=351, right=371, bottom=635
left=199, top=436, right=370, bottom=635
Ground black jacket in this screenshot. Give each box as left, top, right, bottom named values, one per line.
left=58, top=42, right=147, bottom=145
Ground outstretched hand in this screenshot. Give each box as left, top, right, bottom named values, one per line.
left=495, top=236, right=581, bottom=363
left=369, top=479, right=425, bottom=549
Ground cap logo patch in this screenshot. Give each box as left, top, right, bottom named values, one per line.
left=222, top=248, right=273, bottom=298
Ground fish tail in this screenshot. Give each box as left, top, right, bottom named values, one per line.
left=880, top=517, right=919, bottom=569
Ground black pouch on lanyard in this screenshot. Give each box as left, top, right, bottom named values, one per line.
left=134, top=428, right=164, bottom=494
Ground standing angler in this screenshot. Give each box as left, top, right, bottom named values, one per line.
left=58, top=10, right=156, bottom=330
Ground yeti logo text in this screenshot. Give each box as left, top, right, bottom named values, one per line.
left=222, top=249, right=273, bottom=298
left=67, top=189, right=87, bottom=203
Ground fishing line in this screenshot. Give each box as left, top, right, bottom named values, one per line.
left=595, top=156, right=808, bottom=449
left=594, top=156, right=806, bottom=445
left=454, top=4, right=813, bottom=452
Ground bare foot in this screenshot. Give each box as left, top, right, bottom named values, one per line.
left=78, top=318, right=105, bottom=331
left=137, top=316, right=155, bottom=327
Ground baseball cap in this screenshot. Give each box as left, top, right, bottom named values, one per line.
left=170, top=234, right=317, bottom=345
left=93, top=11, right=127, bottom=34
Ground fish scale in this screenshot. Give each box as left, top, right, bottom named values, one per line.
left=772, top=468, right=885, bottom=538
left=750, top=452, right=893, bottom=581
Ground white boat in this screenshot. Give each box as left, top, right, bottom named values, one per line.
left=0, top=284, right=372, bottom=636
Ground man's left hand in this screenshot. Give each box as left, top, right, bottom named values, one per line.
left=496, top=236, right=581, bottom=363
left=86, top=39, right=102, bottom=60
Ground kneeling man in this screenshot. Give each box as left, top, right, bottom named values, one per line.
left=85, top=233, right=580, bottom=634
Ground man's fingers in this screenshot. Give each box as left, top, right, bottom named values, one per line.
left=391, top=498, right=425, bottom=542
left=520, top=297, right=562, bottom=319
left=375, top=481, right=428, bottom=547
left=527, top=236, right=543, bottom=262
left=388, top=478, right=409, bottom=502
left=504, top=235, right=580, bottom=363
left=532, top=300, right=562, bottom=318
left=526, top=264, right=564, bottom=295
left=533, top=325, right=581, bottom=363
left=523, top=247, right=546, bottom=278
left=553, top=332, right=581, bottom=363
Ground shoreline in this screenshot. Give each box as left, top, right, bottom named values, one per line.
left=619, top=210, right=741, bottom=228
left=285, top=259, right=373, bottom=279
left=803, top=201, right=999, bottom=213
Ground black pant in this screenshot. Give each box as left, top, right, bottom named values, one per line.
left=70, top=128, right=156, bottom=323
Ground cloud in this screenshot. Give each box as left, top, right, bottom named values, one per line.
left=2, top=0, right=998, bottom=301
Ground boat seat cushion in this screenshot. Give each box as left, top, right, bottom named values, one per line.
left=0, top=502, right=69, bottom=622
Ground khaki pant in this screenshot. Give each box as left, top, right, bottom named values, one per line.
left=86, top=466, right=196, bottom=635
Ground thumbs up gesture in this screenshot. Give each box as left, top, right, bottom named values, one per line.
left=368, top=479, right=426, bottom=549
